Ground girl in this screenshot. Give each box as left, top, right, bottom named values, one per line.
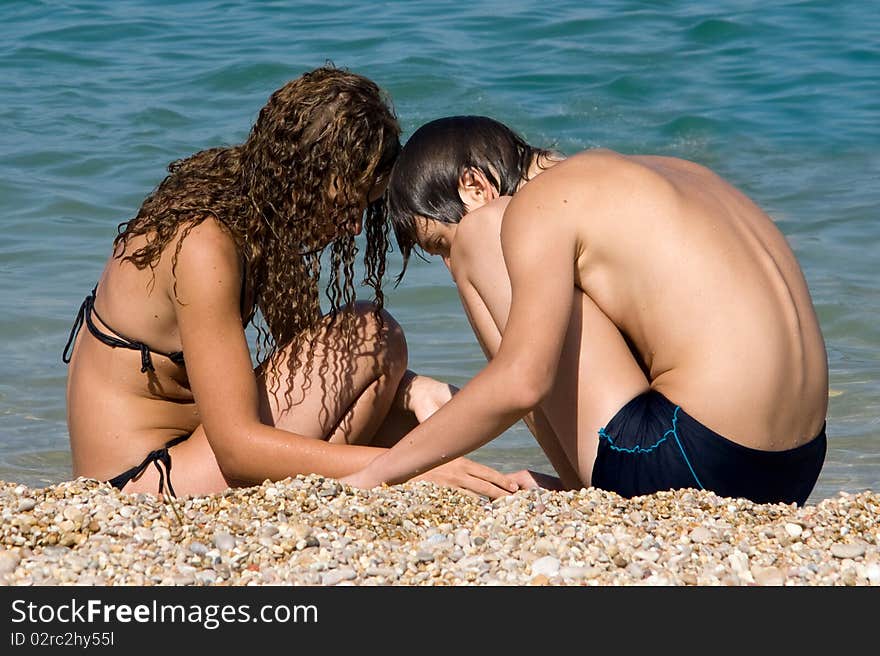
left=63, top=70, right=518, bottom=499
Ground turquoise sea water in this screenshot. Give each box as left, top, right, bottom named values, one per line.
left=1, top=1, right=877, bottom=503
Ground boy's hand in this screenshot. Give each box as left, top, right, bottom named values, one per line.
left=507, top=469, right=566, bottom=491
left=340, top=457, right=519, bottom=500
left=412, top=457, right=519, bottom=499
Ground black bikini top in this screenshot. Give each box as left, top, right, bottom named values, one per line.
left=62, top=286, right=185, bottom=373
left=62, top=277, right=252, bottom=373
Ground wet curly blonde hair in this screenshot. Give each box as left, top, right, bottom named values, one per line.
left=112, top=65, right=400, bottom=402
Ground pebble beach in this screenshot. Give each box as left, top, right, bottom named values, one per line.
left=0, top=475, right=877, bottom=586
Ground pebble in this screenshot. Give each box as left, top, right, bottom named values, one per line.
left=752, top=566, right=786, bottom=586
left=322, top=568, right=357, bottom=585
left=133, top=527, right=153, bottom=542
left=530, top=556, right=560, bottom=578
left=195, top=570, right=217, bottom=585
left=785, top=523, right=804, bottom=538
left=689, top=527, right=712, bottom=543
left=17, top=499, right=36, bottom=512
left=0, top=549, right=21, bottom=575
left=727, top=550, right=750, bottom=577
left=189, top=541, right=209, bottom=556
left=633, top=549, right=660, bottom=563
left=172, top=572, right=196, bottom=585
left=213, top=532, right=236, bottom=552
left=831, top=542, right=866, bottom=559
left=625, top=562, right=646, bottom=579
left=0, top=476, right=876, bottom=586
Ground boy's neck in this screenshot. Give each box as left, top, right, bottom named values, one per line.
left=521, top=152, right=565, bottom=189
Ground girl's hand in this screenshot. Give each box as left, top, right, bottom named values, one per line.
left=395, top=370, right=460, bottom=423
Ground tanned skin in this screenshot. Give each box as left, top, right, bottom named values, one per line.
left=341, top=149, right=828, bottom=491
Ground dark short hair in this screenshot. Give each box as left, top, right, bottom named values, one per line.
left=387, top=116, right=552, bottom=281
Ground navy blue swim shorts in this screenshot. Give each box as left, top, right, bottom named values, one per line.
left=591, top=390, right=826, bottom=506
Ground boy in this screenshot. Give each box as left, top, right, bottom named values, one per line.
left=342, top=116, right=828, bottom=505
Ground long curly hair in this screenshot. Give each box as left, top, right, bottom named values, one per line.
left=112, top=65, right=401, bottom=405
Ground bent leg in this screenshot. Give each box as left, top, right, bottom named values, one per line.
left=455, top=252, right=649, bottom=488
left=257, top=301, right=408, bottom=446
left=538, top=292, right=650, bottom=485
left=119, top=303, right=408, bottom=497
left=116, top=428, right=229, bottom=497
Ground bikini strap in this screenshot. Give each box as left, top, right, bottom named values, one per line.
left=62, top=285, right=185, bottom=373
left=85, top=295, right=157, bottom=373
left=61, top=283, right=98, bottom=364
left=107, top=434, right=190, bottom=498
left=61, top=286, right=93, bottom=365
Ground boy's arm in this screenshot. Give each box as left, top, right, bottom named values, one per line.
left=342, top=174, right=579, bottom=488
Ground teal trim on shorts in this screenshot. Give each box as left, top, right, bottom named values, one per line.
left=597, top=405, right=705, bottom=490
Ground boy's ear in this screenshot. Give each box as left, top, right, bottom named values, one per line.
left=458, top=167, right=479, bottom=190
left=458, top=167, right=498, bottom=206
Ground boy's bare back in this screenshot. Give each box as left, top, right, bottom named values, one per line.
left=496, top=149, right=828, bottom=450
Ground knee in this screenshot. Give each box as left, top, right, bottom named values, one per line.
left=341, top=301, right=408, bottom=373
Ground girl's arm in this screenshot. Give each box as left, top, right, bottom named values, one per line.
left=173, top=218, right=518, bottom=496
left=173, top=219, right=384, bottom=483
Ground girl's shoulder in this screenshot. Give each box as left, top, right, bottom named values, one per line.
left=173, top=216, right=241, bottom=263
left=163, top=217, right=244, bottom=293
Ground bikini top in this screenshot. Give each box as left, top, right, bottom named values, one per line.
left=62, top=277, right=252, bottom=373
left=61, top=286, right=182, bottom=373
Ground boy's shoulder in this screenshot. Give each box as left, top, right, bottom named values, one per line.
left=456, top=198, right=509, bottom=247
left=448, top=198, right=510, bottom=277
